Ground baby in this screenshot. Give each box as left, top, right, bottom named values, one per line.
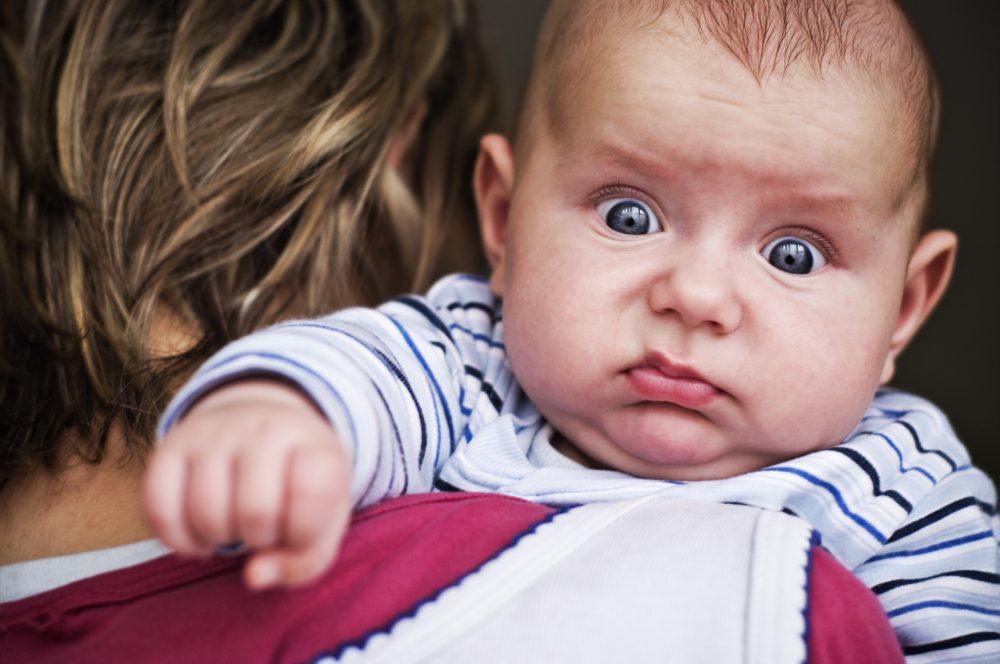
left=146, top=0, right=999, bottom=659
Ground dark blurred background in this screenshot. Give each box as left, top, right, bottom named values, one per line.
left=473, top=0, right=999, bottom=483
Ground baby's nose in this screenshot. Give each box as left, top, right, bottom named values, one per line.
left=645, top=253, right=743, bottom=333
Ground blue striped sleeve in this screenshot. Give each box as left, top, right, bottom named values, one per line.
left=158, top=274, right=502, bottom=509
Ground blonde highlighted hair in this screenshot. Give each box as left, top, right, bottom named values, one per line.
left=0, top=0, right=497, bottom=482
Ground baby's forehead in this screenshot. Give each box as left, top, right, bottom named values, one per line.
left=543, top=0, right=930, bottom=96
left=523, top=0, right=935, bottom=215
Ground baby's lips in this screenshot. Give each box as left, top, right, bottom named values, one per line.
left=626, top=364, right=722, bottom=410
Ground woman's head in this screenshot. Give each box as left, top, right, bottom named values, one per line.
left=0, top=0, right=497, bottom=483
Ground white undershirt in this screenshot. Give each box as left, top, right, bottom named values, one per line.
left=0, top=539, right=170, bottom=602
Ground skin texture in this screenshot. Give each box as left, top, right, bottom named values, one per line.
left=146, top=9, right=957, bottom=588
left=145, top=380, right=350, bottom=589
left=474, top=24, right=956, bottom=481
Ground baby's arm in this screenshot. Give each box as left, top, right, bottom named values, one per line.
left=145, top=378, right=351, bottom=590
left=144, top=282, right=483, bottom=589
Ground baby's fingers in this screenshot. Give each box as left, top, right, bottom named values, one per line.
left=186, top=450, right=238, bottom=547
left=234, top=443, right=289, bottom=548
left=244, top=445, right=351, bottom=589
left=143, top=449, right=212, bottom=556
left=286, top=444, right=351, bottom=548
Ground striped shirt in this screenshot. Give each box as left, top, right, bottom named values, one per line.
left=163, top=273, right=1000, bottom=662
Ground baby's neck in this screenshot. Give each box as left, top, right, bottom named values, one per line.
left=551, top=432, right=607, bottom=470
left=0, top=430, right=152, bottom=566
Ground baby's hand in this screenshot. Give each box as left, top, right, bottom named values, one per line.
left=143, top=379, right=351, bottom=590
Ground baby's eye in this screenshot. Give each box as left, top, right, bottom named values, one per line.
left=596, top=198, right=662, bottom=235
left=762, top=236, right=827, bottom=274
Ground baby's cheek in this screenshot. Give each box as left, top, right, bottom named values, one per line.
left=506, top=334, right=561, bottom=402
left=503, top=310, right=587, bottom=426
left=755, top=337, right=873, bottom=449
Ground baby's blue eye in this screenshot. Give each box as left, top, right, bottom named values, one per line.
left=762, top=237, right=827, bottom=274
left=597, top=198, right=661, bottom=235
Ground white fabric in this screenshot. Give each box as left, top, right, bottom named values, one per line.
left=325, top=496, right=813, bottom=664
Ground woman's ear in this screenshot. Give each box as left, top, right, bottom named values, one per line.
left=880, top=229, right=957, bottom=383
left=473, top=134, right=515, bottom=296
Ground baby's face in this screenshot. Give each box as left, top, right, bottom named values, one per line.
left=487, top=28, right=925, bottom=480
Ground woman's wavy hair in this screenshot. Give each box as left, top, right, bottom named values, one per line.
left=0, top=0, right=498, bottom=484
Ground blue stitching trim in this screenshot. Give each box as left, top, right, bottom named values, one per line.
left=309, top=505, right=572, bottom=662
left=801, top=531, right=822, bottom=664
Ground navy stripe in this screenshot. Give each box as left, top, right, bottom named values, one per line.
left=875, top=403, right=911, bottom=420
left=867, top=531, right=994, bottom=562
left=371, top=380, right=408, bottom=495
left=873, top=570, right=1000, bottom=595
left=275, top=324, right=433, bottom=464
left=902, top=631, right=1000, bottom=656
left=434, top=478, right=461, bottom=492
left=364, top=343, right=429, bottom=467
left=446, top=301, right=500, bottom=322
left=762, top=466, right=887, bottom=543
left=389, top=317, right=456, bottom=467
left=899, top=419, right=958, bottom=471
left=828, top=447, right=912, bottom=511
left=396, top=296, right=455, bottom=343
left=449, top=322, right=505, bottom=349
left=887, top=600, right=1000, bottom=619
left=857, top=429, right=936, bottom=484
left=887, top=497, right=996, bottom=543
left=464, top=365, right=504, bottom=412
left=300, top=323, right=430, bottom=469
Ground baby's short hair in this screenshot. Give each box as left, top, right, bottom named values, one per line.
left=518, top=0, right=938, bottom=223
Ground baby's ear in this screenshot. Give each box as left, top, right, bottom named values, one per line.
left=880, top=229, right=957, bottom=383
left=473, top=134, right=515, bottom=297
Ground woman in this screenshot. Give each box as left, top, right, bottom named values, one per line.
left=0, top=0, right=495, bottom=567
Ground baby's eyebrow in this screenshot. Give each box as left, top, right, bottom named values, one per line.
left=573, top=141, right=859, bottom=199
left=760, top=193, right=864, bottom=226
left=562, top=140, right=682, bottom=185
left=757, top=189, right=859, bottom=214
left=568, top=141, right=887, bottom=235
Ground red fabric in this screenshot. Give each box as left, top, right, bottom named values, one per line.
left=807, top=546, right=905, bottom=664
left=1, top=494, right=904, bottom=663
left=0, top=493, right=553, bottom=664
